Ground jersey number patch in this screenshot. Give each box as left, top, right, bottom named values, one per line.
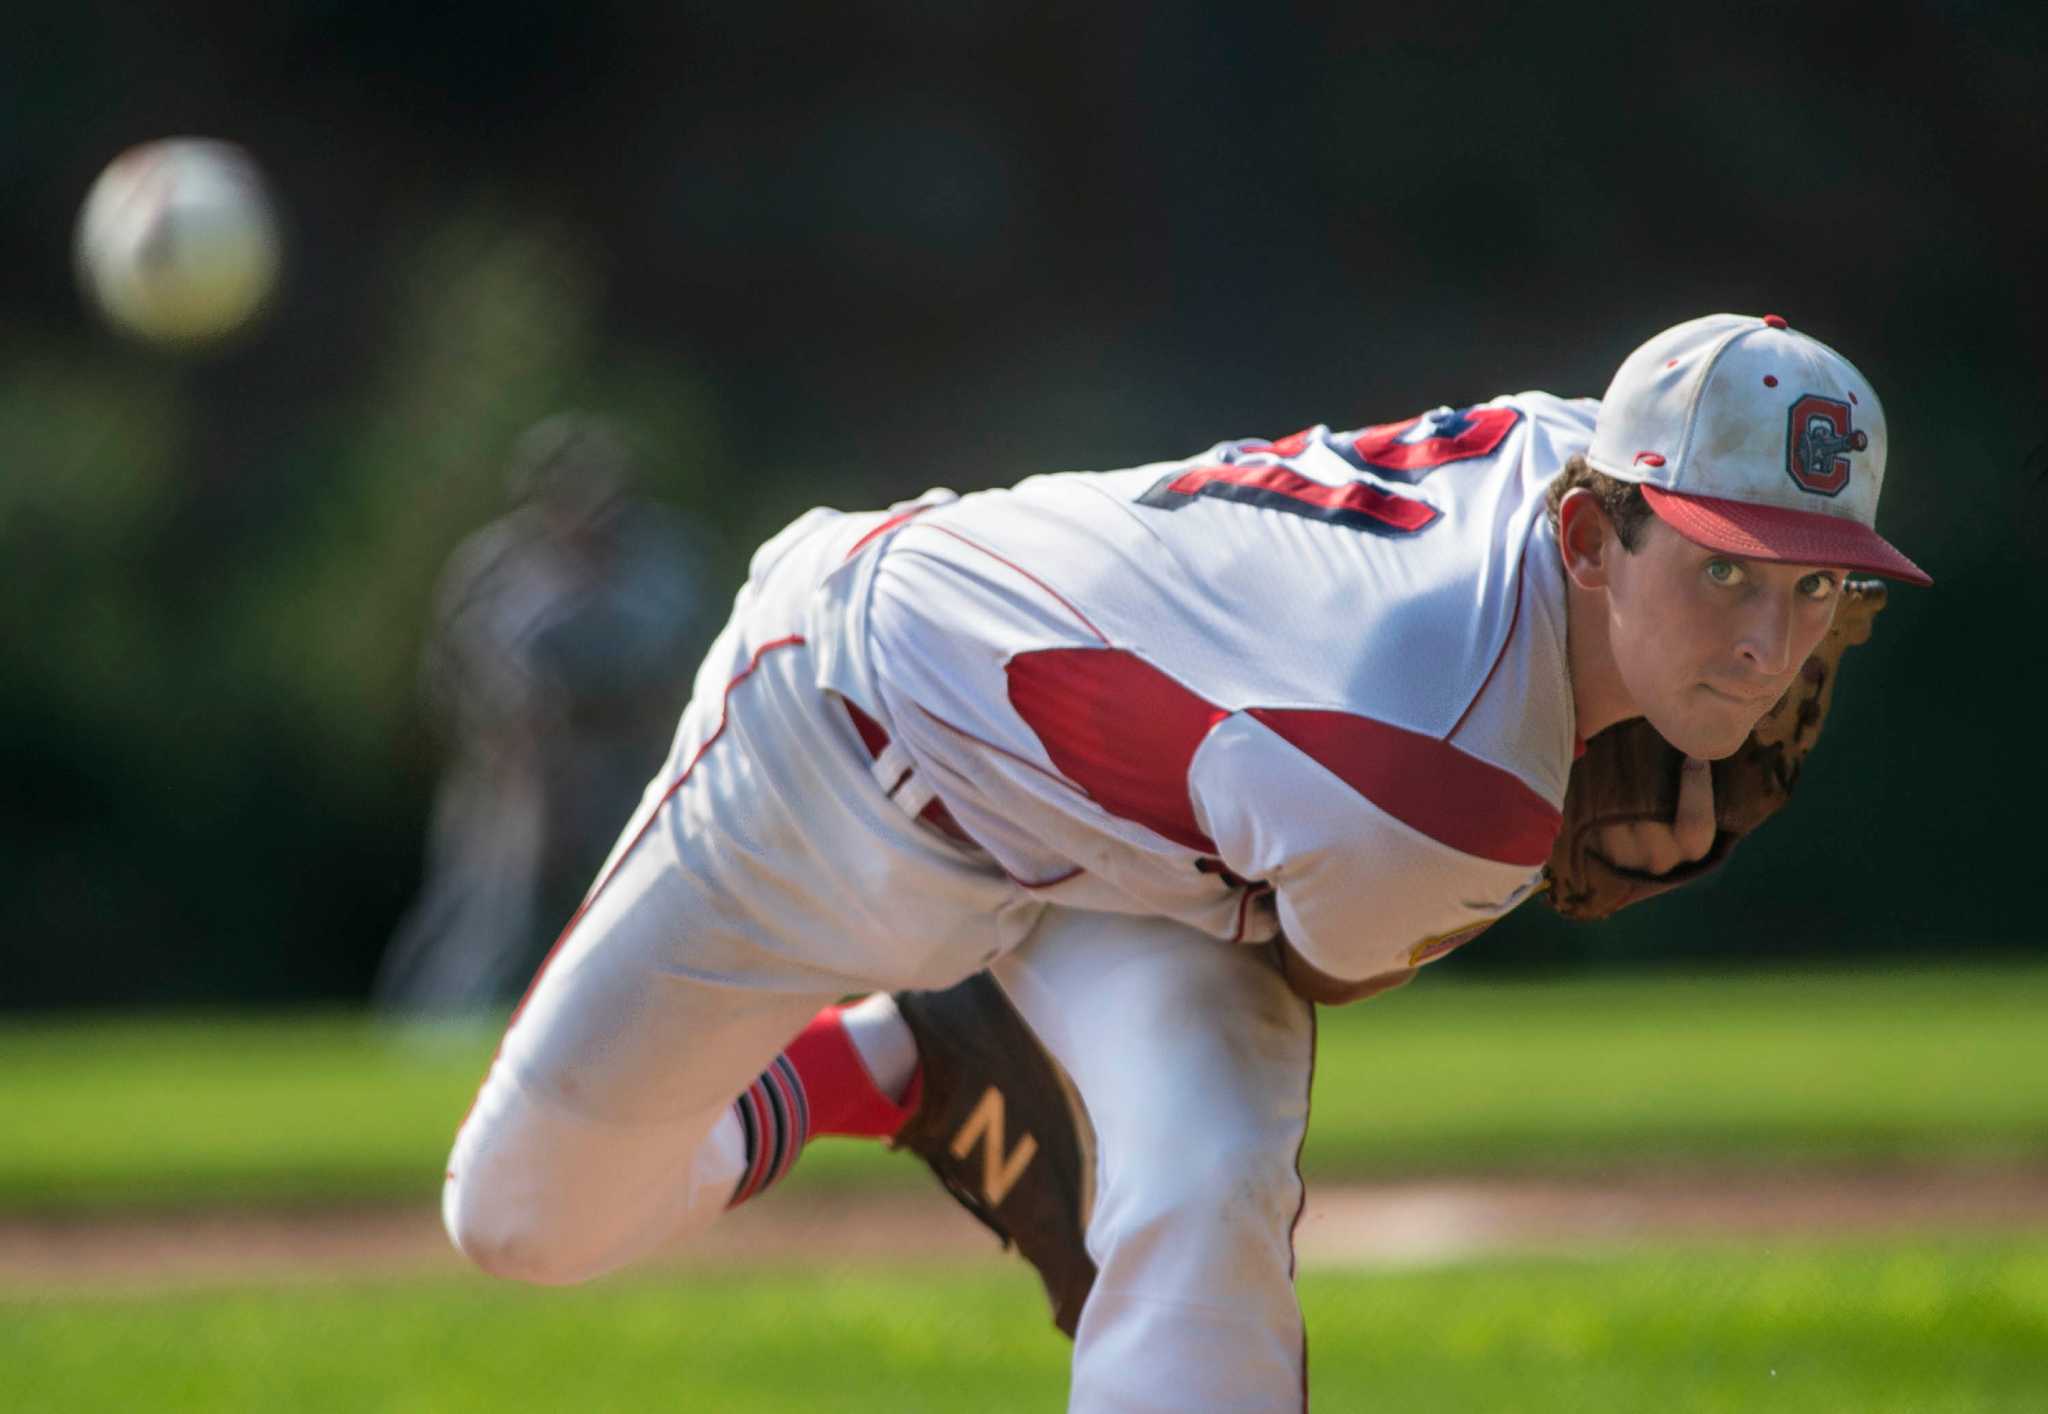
left=1136, top=405, right=1520, bottom=536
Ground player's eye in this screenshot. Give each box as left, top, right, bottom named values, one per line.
left=1704, top=558, right=1745, bottom=587
left=1796, top=571, right=1840, bottom=602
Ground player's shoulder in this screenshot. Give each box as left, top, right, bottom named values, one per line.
left=1496, top=389, right=1600, bottom=429
left=1425, top=389, right=1597, bottom=463
left=1495, top=391, right=1597, bottom=480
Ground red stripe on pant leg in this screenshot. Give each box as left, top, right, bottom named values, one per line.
left=1289, top=994, right=1317, bottom=1410
left=451, top=635, right=809, bottom=1141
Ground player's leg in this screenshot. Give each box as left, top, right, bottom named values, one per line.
left=993, top=910, right=1315, bottom=1414
left=446, top=506, right=1029, bottom=1284
left=450, top=983, right=924, bottom=1283
left=721, top=993, right=922, bottom=1207
left=443, top=710, right=936, bottom=1281
left=441, top=800, right=833, bottom=1284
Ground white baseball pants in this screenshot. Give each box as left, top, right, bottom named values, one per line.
left=442, top=505, right=1317, bottom=1411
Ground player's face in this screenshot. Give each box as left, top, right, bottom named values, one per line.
left=1604, top=517, right=1845, bottom=760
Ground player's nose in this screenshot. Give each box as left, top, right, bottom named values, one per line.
left=1733, top=591, right=1797, bottom=677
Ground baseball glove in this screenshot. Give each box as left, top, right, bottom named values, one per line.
left=1543, top=577, right=1886, bottom=921
left=892, top=974, right=1098, bottom=1336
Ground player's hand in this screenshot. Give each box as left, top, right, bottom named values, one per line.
left=1592, top=756, right=1717, bottom=876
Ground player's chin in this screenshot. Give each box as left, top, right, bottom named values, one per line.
left=1649, top=700, right=1756, bottom=761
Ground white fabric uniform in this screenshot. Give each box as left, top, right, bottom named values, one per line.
left=815, top=390, right=1588, bottom=980
left=445, top=391, right=1594, bottom=1412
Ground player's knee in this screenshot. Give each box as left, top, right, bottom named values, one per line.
left=441, top=1120, right=632, bottom=1286
left=442, top=1170, right=606, bottom=1286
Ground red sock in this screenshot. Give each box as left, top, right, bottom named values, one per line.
left=727, top=1005, right=922, bottom=1208
left=784, top=1005, right=920, bottom=1138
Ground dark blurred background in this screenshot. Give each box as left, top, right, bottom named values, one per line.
left=2, top=1, right=2042, bottom=1009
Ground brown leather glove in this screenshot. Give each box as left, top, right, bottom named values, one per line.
left=1543, top=578, right=1887, bottom=921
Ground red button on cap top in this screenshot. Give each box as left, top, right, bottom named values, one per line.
left=1762, top=314, right=1789, bottom=329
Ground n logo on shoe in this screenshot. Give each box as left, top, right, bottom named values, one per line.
left=950, top=1085, right=1039, bottom=1207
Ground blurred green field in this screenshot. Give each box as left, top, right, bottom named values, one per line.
left=7, top=963, right=2047, bottom=1409
left=5, top=1238, right=2045, bottom=1412
left=3, top=961, right=2045, bottom=1212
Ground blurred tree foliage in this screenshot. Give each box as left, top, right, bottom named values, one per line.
left=1, top=206, right=737, bottom=1007
left=0, top=1, right=2041, bottom=1007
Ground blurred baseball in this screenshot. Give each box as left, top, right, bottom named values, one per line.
left=75, top=137, right=282, bottom=346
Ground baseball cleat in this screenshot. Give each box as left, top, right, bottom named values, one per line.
left=892, top=972, right=1098, bottom=1338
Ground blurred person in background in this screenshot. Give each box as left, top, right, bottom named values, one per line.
left=374, top=415, right=713, bottom=1015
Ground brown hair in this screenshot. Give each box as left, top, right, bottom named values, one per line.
left=1544, top=454, right=1655, bottom=552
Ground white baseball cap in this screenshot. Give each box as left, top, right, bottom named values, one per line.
left=1587, top=313, right=1930, bottom=585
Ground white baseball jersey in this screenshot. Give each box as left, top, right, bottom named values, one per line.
left=808, top=391, right=1599, bottom=985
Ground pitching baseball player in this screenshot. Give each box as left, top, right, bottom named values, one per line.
left=443, top=314, right=1928, bottom=1411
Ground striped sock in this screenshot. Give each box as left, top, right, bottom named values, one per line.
left=726, top=1003, right=923, bottom=1209
left=727, top=1053, right=809, bottom=1208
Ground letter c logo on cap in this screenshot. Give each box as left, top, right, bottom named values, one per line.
left=1785, top=395, right=1867, bottom=497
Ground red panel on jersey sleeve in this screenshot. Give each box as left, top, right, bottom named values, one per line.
left=1008, top=648, right=1560, bottom=867
left=1006, top=648, right=1228, bottom=853
left=1245, top=708, right=1560, bottom=867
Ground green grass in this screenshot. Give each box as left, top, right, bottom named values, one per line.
left=1304, top=961, right=2048, bottom=1175
left=4, top=1238, right=2044, bottom=1412
left=0, top=1013, right=501, bottom=1210
left=3, top=961, right=2043, bottom=1212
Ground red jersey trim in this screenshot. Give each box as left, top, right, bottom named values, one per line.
left=842, top=503, right=937, bottom=561
left=1229, top=883, right=1273, bottom=944
left=1007, top=648, right=1227, bottom=855
left=1245, top=707, right=1560, bottom=868
left=903, top=701, right=1092, bottom=891
left=899, top=522, right=1110, bottom=644
left=1447, top=558, right=1526, bottom=743
left=1005, top=646, right=1558, bottom=869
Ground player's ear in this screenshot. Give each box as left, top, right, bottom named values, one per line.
left=1558, top=488, right=1618, bottom=590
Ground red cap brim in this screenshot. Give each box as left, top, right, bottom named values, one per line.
left=1641, top=486, right=1932, bottom=586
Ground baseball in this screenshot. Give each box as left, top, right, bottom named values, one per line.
left=74, top=137, right=282, bottom=346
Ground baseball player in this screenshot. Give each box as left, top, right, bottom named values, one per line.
left=442, top=314, right=1928, bottom=1411
left=376, top=415, right=712, bottom=1014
